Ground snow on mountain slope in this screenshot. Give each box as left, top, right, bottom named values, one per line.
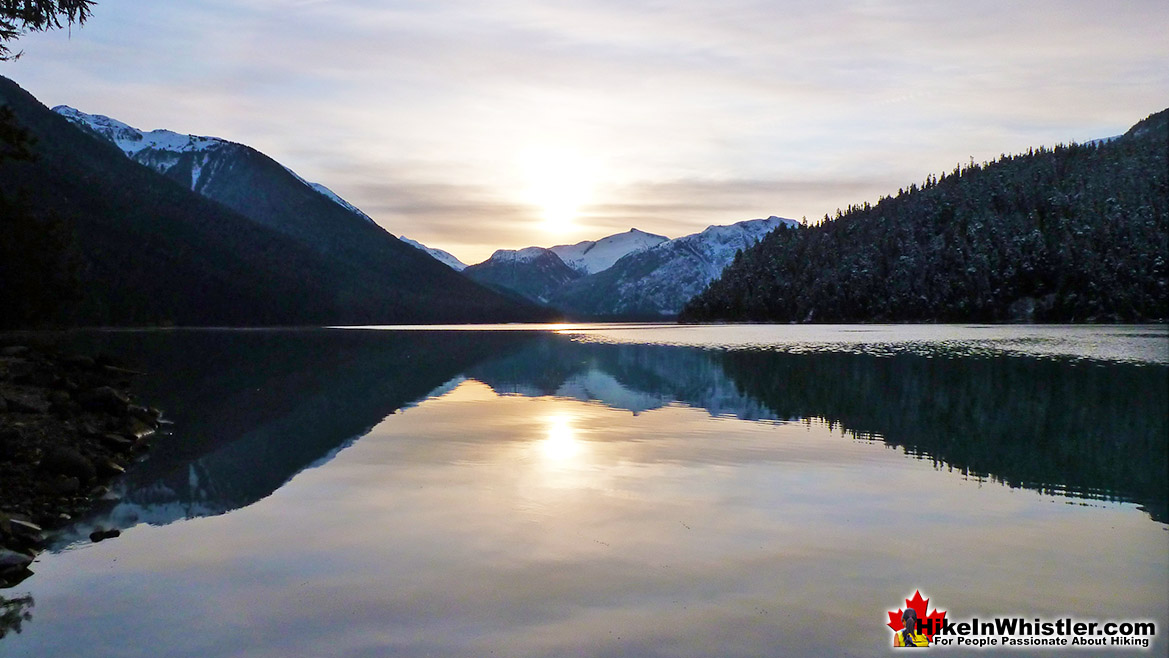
left=53, top=105, right=224, bottom=156
left=463, top=247, right=580, bottom=304
left=672, top=217, right=795, bottom=280
left=308, top=182, right=375, bottom=224
left=53, top=105, right=375, bottom=224
left=549, top=216, right=796, bottom=317
left=479, top=246, right=553, bottom=264
left=549, top=228, right=668, bottom=275
left=400, top=236, right=468, bottom=271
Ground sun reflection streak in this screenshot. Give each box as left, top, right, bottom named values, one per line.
left=542, top=415, right=581, bottom=461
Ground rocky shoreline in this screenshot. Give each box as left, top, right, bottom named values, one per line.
left=0, top=344, right=164, bottom=589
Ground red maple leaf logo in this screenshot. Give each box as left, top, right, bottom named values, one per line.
left=887, top=590, right=947, bottom=641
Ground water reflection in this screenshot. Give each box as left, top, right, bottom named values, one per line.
left=1, top=327, right=1165, bottom=658
left=542, top=414, right=582, bottom=462
left=20, top=327, right=1167, bottom=548
left=0, top=594, right=33, bottom=640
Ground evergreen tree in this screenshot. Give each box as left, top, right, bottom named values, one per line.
left=1, top=0, right=94, bottom=60
left=682, top=110, right=1169, bottom=324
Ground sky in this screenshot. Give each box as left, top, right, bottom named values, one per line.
left=4, top=0, right=1167, bottom=264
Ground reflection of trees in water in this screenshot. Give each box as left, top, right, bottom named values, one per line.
left=32, top=330, right=1168, bottom=535
left=40, top=329, right=540, bottom=542
left=0, top=594, right=33, bottom=640
left=718, top=350, right=1168, bottom=521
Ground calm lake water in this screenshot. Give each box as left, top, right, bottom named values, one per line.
left=2, top=324, right=1166, bottom=657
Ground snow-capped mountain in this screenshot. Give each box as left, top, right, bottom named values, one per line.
left=400, top=236, right=468, bottom=271
left=53, top=105, right=374, bottom=225
left=550, top=217, right=796, bottom=317
left=27, top=93, right=549, bottom=324
left=548, top=228, right=668, bottom=275
left=463, top=247, right=581, bottom=304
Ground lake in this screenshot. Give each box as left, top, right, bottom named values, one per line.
left=1, top=324, right=1166, bottom=657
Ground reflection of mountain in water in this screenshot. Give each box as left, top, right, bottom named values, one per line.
left=37, top=329, right=1168, bottom=543
left=467, top=337, right=1166, bottom=521
left=43, top=330, right=538, bottom=546
left=466, top=337, right=779, bottom=420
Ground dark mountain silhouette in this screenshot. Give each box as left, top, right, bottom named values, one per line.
left=463, top=248, right=582, bottom=304
left=0, top=75, right=552, bottom=327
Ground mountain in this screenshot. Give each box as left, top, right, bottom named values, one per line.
left=548, top=228, right=668, bottom=275
left=0, top=75, right=551, bottom=327
left=307, top=182, right=375, bottom=224
left=399, top=236, right=468, bottom=271
left=549, top=217, right=795, bottom=318
left=55, top=104, right=382, bottom=229
left=462, top=247, right=581, bottom=304
left=682, top=110, right=1169, bottom=323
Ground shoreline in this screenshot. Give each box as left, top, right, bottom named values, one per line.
left=0, top=344, right=164, bottom=589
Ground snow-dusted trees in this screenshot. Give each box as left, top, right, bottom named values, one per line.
left=682, top=109, right=1168, bottom=323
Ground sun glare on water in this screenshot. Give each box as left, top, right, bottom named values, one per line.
left=542, top=414, right=582, bottom=461
left=521, top=148, right=596, bottom=233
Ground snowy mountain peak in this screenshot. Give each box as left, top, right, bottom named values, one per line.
left=486, top=246, right=553, bottom=264
left=549, top=228, right=669, bottom=275
left=54, top=105, right=378, bottom=225
left=547, top=216, right=798, bottom=317
left=53, top=105, right=230, bottom=157
left=694, top=216, right=796, bottom=242
left=400, top=237, right=468, bottom=271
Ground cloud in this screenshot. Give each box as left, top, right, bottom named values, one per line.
left=6, top=0, right=1167, bottom=262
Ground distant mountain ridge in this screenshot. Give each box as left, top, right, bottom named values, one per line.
left=548, top=229, right=669, bottom=274
left=463, top=247, right=582, bottom=304
left=446, top=217, right=792, bottom=317
left=0, top=75, right=550, bottom=326
left=551, top=217, right=795, bottom=317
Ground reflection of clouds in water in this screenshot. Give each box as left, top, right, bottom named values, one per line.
left=8, top=355, right=1167, bottom=658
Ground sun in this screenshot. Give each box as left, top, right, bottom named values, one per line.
left=521, top=148, right=595, bottom=232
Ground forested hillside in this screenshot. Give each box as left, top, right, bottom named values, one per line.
left=0, top=76, right=550, bottom=327
left=682, top=110, right=1168, bottom=323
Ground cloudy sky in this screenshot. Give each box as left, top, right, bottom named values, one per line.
left=6, top=0, right=1167, bottom=263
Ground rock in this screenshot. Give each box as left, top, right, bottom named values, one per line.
left=39, top=447, right=96, bottom=483
left=0, top=548, right=33, bottom=570
left=0, top=345, right=30, bottom=357
left=77, top=386, right=130, bottom=414
left=100, top=433, right=135, bottom=450
left=123, top=417, right=156, bottom=440
left=126, top=405, right=159, bottom=427
left=89, top=528, right=120, bottom=543
left=48, top=476, right=81, bottom=495
left=62, top=354, right=96, bottom=369
left=6, top=518, right=43, bottom=539
left=2, top=393, right=51, bottom=415
left=95, top=458, right=126, bottom=478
